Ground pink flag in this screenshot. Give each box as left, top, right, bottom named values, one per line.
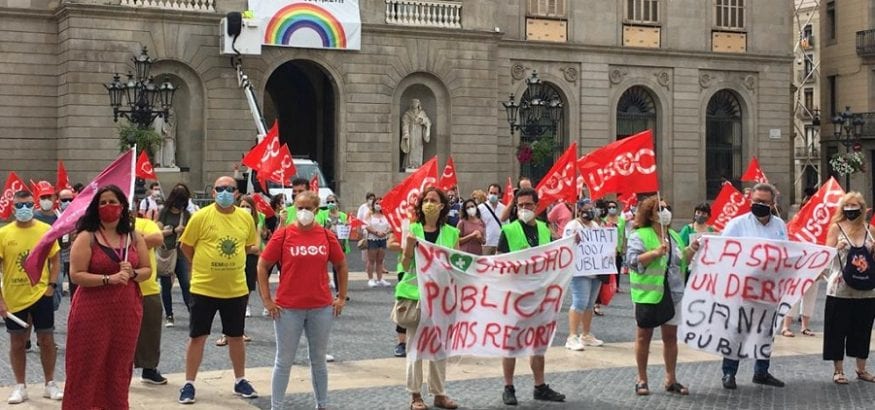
left=24, top=150, right=135, bottom=285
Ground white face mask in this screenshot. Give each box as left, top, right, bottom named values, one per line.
left=518, top=209, right=535, bottom=223
left=488, top=194, right=499, bottom=203
left=297, top=209, right=315, bottom=226
left=39, top=199, right=54, bottom=211
left=374, top=204, right=382, bottom=212
left=466, top=207, right=477, bottom=217
left=657, top=209, right=673, bottom=226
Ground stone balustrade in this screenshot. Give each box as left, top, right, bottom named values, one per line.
left=385, top=0, right=462, bottom=29
left=119, top=0, right=215, bottom=12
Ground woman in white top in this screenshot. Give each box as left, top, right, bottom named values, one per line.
left=823, top=191, right=875, bottom=384
left=561, top=199, right=605, bottom=351
left=364, top=197, right=391, bottom=288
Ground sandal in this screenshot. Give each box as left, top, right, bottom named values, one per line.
left=215, top=336, right=227, bottom=346
left=594, top=306, right=604, bottom=316
left=801, top=328, right=815, bottom=337
left=856, top=370, right=875, bottom=383
left=635, top=381, right=650, bottom=396
left=433, top=395, right=458, bottom=409
left=665, top=382, right=689, bottom=395
left=834, top=371, right=849, bottom=384
left=242, top=334, right=252, bottom=342
left=780, top=328, right=795, bottom=337
left=410, top=394, right=428, bottom=410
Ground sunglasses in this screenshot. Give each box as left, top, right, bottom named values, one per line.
left=660, top=205, right=672, bottom=212
left=215, top=186, right=236, bottom=193
left=14, top=202, right=34, bottom=209
left=59, top=198, right=73, bottom=203
left=326, top=201, right=336, bottom=204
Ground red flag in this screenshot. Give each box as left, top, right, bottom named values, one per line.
left=136, top=151, right=157, bottom=180
left=25, top=150, right=135, bottom=284
left=535, top=143, right=578, bottom=215
left=437, top=156, right=458, bottom=191
left=619, top=192, right=638, bottom=213
left=577, top=130, right=658, bottom=200
left=31, top=180, right=55, bottom=200
left=706, top=182, right=752, bottom=232
left=262, top=144, right=296, bottom=186
left=381, top=157, right=439, bottom=240
left=741, top=156, right=769, bottom=184
left=348, top=215, right=364, bottom=230
left=502, top=176, right=514, bottom=206
left=56, top=160, right=72, bottom=192
left=309, top=174, right=319, bottom=192
left=0, top=172, right=28, bottom=219
left=242, top=121, right=279, bottom=172
left=787, top=177, right=846, bottom=244
left=251, top=193, right=275, bottom=218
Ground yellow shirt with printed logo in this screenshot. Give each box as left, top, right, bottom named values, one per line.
left=135, top=217, right=161, bottom=297
left=180, top=204, right=257, bottom=299
left=0, top=221, right=59, bottom=312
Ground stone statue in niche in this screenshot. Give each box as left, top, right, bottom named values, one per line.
left=153, top=108, right=177, bottom=167
left=400, top=98, right=431, bottom=169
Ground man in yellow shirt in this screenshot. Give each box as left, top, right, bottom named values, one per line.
left=177, top=176, right=259, bottom=404
left=0, top=190, right=62, bottom=404
left=133, top=217, right=167, bottom=385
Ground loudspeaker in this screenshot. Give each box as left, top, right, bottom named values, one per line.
left=226, top=12, right=242, bottom=37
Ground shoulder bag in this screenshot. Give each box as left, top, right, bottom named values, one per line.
left=156, top=213, right=185, bottom=277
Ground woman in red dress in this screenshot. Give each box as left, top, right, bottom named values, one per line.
left=65, top=185, right=151, bottom=409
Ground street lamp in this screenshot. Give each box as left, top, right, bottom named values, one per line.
left=105, top=47, right=175, bottom=129
left=502, top=71, right=563, bottom=137
left=831, top=106, right=866, bottom=189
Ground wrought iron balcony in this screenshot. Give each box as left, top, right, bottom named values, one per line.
left=120, top=0, right=215, bottom=12
left=857, top=29, right=875, bottom=57
left=385, top=0, right=463, bottom=29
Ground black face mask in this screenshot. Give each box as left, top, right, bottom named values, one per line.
left=581, top=210, right=594, bottom=220
left=750, top=203, right=771, bottom=218
left=844, top=209, right=862, bottom=221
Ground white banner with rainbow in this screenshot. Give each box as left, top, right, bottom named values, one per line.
left=250, top=0, right=361, bottom=51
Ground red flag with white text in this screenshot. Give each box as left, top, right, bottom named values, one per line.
left=502, top=176, right=514, bottom=206
left=262, top=144, right=296, bottom=186
left=787, top=177, right=846, bottom=245
left=242, top=121, right=279, bottom=172
left=309, top=174, right=319, bottom=192
left=706, top=182, right=751, bottom=232
left=619, top=192, right=638, bottom=213
left=0, top=172, right=28, bottom=219
left=381, top=157, right=438, bottom=240
left=535, top=143, right=578, bottom=214
left=251, top=193, right=276, bottom=218
left=577, top=130, right=658, bottom=200
left=136, top=151, right=157, bottom=180
left=56, top=160, right=72, bottom=192
left=741, top=156, right=769, bottom=184
left=437, top=156, right=458, bottom=191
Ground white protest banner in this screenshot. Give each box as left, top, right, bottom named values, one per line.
left=411, top=236, right=575, bottom=361
left=680, top=235, right=836, bottom=361
left=572, top=227, right=617, bottom=276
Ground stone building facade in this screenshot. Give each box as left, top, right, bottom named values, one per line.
left=0, top=0, right=793, bottom=215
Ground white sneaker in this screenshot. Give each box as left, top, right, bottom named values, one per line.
left=581, top=333, right=604, bottom=347
left=326, top=354, right=335, bottom=362
left=262, top=308, right=270, bottom=317
left=245, top=305, right=251, bottom=318
left=378, top=279, right=392, bottom=287
left=43, top=381, right=63, bottom=400
left=367, top=279, right=378, bottom=288
left=7, top=384, right=27, bottom=404
left=564, top=335, right=585, bottom=351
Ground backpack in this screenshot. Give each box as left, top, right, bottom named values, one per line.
left=837, top=225, right=875, bottom=291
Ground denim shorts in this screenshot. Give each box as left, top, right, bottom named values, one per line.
left=569, top=276, right=601, bottom=311
left=367, top=239, right=387, bottom=250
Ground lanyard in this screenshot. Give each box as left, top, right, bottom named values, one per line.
left=97, top=229, right=128, bottom=262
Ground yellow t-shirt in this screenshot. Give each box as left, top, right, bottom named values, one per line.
left=180, top=204, right=257, bottom=298
left=0, top=221, right=59, bottom=312
left=135, top=217, right=161, bottom=297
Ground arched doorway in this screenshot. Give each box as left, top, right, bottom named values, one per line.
left=518, top=82, right=566, bottom=185
left=264, top=60, right=337, bottom=187
left=616, top=86, right=657, bottom=140
left=706, top=89, right=743, bottom=198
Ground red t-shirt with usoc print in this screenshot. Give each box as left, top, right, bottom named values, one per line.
left=261, top=224, right=345, bottom=309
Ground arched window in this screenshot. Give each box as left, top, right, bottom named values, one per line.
left=706, top=90, right=743, bottom=198
left=518, top=82, right=566, bottom=184
left=617, top=86, right=657, bottom=141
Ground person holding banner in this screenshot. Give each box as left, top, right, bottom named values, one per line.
left=0, top=190, right=63, bottom=404
left=497, top=187, right=566, bottom=405
left=257, top=190, right=349, bottom=410
left=399, top=187, right=460, bottom=410
left=627, top=196, right=693, bottom=396
left=823, top=192, right=875, bottom=384
left=65, top=185, right=152, bottom=409
left=562, top=199, right=606, bottom=352
left=679, top=202, right=714, bottom=284
left=717, top=183, right=787, bottom=389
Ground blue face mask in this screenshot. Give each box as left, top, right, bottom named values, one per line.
left=215, top=191, right=235, bottom=208
left=14, top=206, right=34, bottom=222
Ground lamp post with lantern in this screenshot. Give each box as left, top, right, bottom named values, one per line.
left=831, top=106, right=866, bottom=190
left=501, top=71, right=564, bottom=182
left=105, top=47, right=175, bottom=129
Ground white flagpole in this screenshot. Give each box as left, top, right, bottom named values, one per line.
left=129, top=145, right=137, bottom=211
left=656, top=190, right=667, bottom=242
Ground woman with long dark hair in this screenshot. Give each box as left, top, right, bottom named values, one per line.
left=156, top=183, right=193, bottom=327
left=64, top=185, right=151, bottom=409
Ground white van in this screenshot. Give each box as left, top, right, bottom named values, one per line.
left=264, top=158, right=335, bottom=205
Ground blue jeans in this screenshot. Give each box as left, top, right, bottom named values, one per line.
left=722, top=358, right=770, bottom=377
left=272, top=306, right=333, bottom=410
left=159, top=254, right=191, bottom=317
left=570, top=276, right=601, bottom=311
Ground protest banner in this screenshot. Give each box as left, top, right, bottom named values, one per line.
left=680, top=235, right=836, bottom=361
left=411, top=236, right=575, bottom=361
left=570, top=227, right=618, bottom=276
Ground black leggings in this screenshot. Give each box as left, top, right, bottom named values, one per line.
left=823, top=296, right=875, bottom=360
left=396, top=271, right=407, bottom=335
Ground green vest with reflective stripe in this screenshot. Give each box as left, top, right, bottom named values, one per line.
left=629, top=227, right=686, bottom=304
left=394, top=223, right=459, bottom=301
left=501, top=220, right=551, bottom=252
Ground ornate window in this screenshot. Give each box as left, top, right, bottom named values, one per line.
left=617, top=86, right=657, bottom=140
left=714, top=0, right=745, bottom=30
left=527, top=0, right=566, bottom=18
left=626, top=0, right=660, bottom=24
left=706, top=90, right=743, bottom=197
left=518, top=82, right=566, bottom=184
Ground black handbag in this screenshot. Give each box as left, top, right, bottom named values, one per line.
left=634, top=238, right=675, bottom=328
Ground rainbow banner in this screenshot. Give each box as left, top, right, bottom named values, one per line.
left=250, top=0, right=360, bottom=50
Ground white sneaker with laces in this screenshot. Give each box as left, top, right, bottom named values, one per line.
left=564, top=335, right=585, bottom=351
left=581, top=334, right=604, bottom=347
left=245, top=305, right=251, bottom=318
left=326, top=354, right=335, bottom=362
left=43, top=381, right=63, bottom=400
left=8, top=384, right=27, bottom=404
left=378, top=279, right=392, bottom=287
left=367, top=279, right=378, bottom=288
